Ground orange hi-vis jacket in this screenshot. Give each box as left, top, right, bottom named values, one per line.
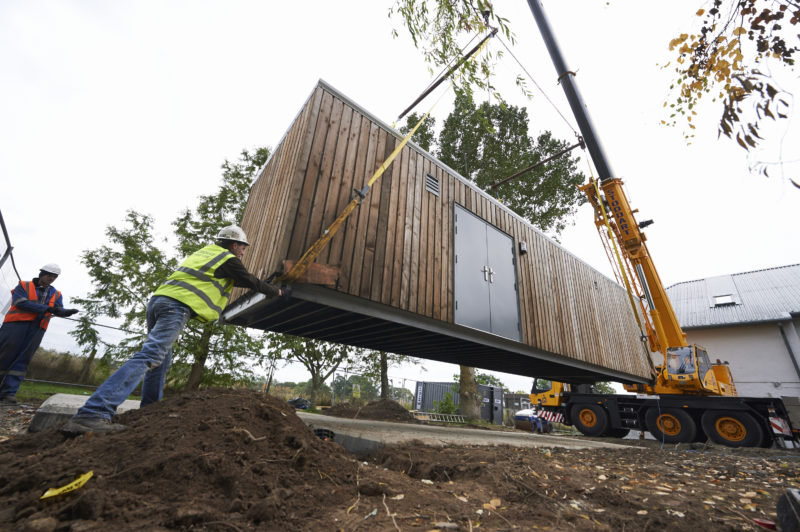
left=3, top=281, right=61, bottom=331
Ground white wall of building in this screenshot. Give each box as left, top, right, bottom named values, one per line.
left=684, top=321, right=800, bottom=399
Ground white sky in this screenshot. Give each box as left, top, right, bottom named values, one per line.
left=1, top=1, right=798, bottom=395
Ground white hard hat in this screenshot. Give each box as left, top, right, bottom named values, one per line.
left=216, top=225, right=249, bottom=245
left=40, top=263, right=61, bottom=275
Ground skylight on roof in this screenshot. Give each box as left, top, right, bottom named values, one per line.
left=713, top=294, right=735, bottom=306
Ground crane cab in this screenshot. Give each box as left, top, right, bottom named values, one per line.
left=655, top=345, right=736, bottom=396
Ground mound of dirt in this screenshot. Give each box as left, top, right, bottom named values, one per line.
left=2, top=389, right=799, bottom=531
left=325, top=399, right=418, bottom=423
left=0, top=389, right=360, bottom=530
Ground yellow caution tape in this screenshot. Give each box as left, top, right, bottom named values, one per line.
left=40, top=471, right=93, bottom=500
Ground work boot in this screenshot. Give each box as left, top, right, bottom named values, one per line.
left=0, top=395, right=18, bottom=405
left=61, top=417, right=126, bottom=435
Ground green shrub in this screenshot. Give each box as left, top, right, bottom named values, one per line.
left=433, top=392, right=458, bottom=414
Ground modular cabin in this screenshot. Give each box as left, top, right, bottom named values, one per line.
left=223, top=80, right=652, bottom=384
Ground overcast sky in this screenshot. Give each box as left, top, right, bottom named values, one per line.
left=1, top=1, right=798, bottom=394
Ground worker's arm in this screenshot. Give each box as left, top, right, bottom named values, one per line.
left=215, top=257, right=281, bottom=297
left=11, top=283, right=52, bottom=314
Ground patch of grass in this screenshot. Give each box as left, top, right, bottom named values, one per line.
left=14, top=381, right=140, bottom=403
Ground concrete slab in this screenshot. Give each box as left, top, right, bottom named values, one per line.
left=297, top=412, right=628, bottom=454
left=27, top=394, right=627, bottom=454
left=28, top=393, right=141, bottom=433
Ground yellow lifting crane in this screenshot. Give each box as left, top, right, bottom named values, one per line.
left=524, top=0, right=796, bottom=448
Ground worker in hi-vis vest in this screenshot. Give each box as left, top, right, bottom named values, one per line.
left=63, top=225, right=285, bottom=434
left=0, top=264, right=79, bottom=405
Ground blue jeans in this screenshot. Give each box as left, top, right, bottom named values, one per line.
left=75, top=296, right=192, bottom=420
left=0, top=321, right=46, bottom=398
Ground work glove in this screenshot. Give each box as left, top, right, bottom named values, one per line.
left=280, top=285, right=292, bottom=301
left=51, top=307, right=79, bottom=317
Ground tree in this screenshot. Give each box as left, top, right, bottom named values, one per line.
left=458, top=365, right=481, bottom=420
left=268, top=333, right=360, bottom=406
left=399, top=112, right=437, bottom=152
left=391, top=0, right=800, bottom=183
left=665, top=1, right=799, bottom=186
left=356, top=350, right=421, bottom=400
left=331, top=373, right=380, bottom=404
left=452, top=370, right=505, bottom=388
left=71, top=149, right=277, bottom=391
left=592, top=381, right=616, bottom=395
left=438, top=91, right=585, bottom=235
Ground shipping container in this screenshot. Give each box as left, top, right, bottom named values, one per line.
left=223, top=80, right=652, bottom=384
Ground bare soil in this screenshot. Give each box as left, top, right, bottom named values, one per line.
left=325, top=399, right=420, bottom=423
left=1, top=389, right=799, bottom=531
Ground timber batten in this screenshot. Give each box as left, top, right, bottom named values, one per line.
left=226, top=80, right=652, bottom=383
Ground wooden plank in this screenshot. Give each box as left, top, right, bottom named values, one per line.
left=514, top=219, right=532, bottom=345
left=306, top=97, right=345, bottom=261
left=350, top=121, right=380, bottom=296
left=327, top=107, right=363, bottom=269
left=287, top=90, right=334, bottom=260
left=407, top=151, right=424, bottom=312
left=417, top=158, right=431, bottom=316
left=382, top=142, right=404, bottom=306
left=360, top=127, right=387, bottom=297
left=370, top=133, right=396, bottom=302
left=340, top=115, right=372, bottom=294
left=318, top=102, right=353, bottom=265
left=265, top=87, right=323, bottom=278
left=399, top=148, right=418, bottom=310
left=433, top=164, right=444, bottom=320
left=281, top=261, right=340, bottom=288
left=390, top=147, right=410, bottom=307
left=427, top=161, right=439, bottom=318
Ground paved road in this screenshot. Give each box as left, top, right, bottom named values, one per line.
left=298, top=412, right=627, bottom=454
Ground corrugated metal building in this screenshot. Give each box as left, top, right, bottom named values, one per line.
left=666, top=264, right=800, bottom=400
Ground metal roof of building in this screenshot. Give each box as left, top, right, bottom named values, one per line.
left=666, top=264, right=800, bottom=329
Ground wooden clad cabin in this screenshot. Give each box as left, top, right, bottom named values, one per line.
left=224, top=80, right=652, bottom=384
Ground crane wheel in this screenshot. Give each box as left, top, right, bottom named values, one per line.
left=570, top=404, right=609, bottom=437
left=645, top=407, right=697, bottom=444
left=701, top=410, right=764, bottom=448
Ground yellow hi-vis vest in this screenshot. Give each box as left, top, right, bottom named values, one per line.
left=153, top=244, right=235, bottom=322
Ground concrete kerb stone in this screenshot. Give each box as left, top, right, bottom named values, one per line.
left=28, top=393, right=141, bottom=433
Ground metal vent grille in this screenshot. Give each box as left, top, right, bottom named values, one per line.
left=425, top=173, right=440, bottom=196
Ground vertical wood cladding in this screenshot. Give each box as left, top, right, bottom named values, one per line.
left=237, top=81, right=651, bottom=379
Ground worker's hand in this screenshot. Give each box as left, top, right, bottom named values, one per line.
left=51, top=307, right=79, bottom=317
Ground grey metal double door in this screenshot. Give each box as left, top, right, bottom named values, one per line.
left=454, top=205, right=521, bottom=341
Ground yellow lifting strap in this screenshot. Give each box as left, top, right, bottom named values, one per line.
left=276, top=38, right=492, bottom=286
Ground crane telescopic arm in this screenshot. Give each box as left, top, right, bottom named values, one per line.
left=525, top=0, right=687, bottom=353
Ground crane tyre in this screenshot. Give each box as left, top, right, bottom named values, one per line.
left=570, top=404, right=609, bottom=437
left=701, top=410, right=764, bottom=448
left=645, top=407, right=697, bottom=443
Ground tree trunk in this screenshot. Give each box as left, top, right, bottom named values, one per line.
left=459, top=365, right=481, bottom=420
left=78, top=348, right=97, bottom=384
left=309, top=374, right=319, bottom=407
left=380, top=352, right=389, bottom=400
left=186, top=326, right=213, bottom=391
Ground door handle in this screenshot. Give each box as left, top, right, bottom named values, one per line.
left=482, top=265, right=489, bottom=281
left=488, top=267, right=495, bottom=283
